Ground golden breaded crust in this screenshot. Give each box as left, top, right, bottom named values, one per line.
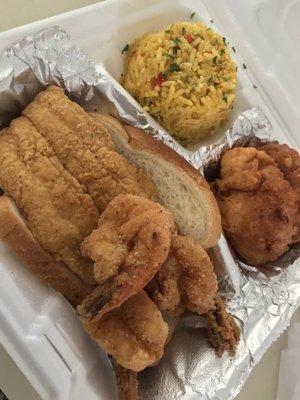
left=0, top=117, right=99, bottom=285
left=23, top=86, right=156, bottom=211
left=0, top=195, right=92, bottom=307
left=216, top=147, right=298, bottom=265
left=78, top=290, right=168, bottom=371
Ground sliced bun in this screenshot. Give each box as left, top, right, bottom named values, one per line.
left=90, top=113, right=221, bottom=248
left=0, top=195, right=93, bottom=307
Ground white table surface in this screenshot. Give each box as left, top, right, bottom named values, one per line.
left=0, top=1, right=299, bottom=400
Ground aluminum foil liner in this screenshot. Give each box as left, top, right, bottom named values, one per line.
left=0, top=26, right=299, bottom=400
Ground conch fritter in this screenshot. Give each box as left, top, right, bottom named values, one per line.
left=215, top=147, right=298, bottom=265
left=260, top=142, right=300, bottom=242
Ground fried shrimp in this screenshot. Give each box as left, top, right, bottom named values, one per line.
left=147, top=235, right=239, bottom=356
left=147, top=234, right=218, bottom=316
left=206, top=295, right=240, bottom=356
left=81, top=194, right=175, bottom=318
left=112, top=362, right=138, bottom=400
left=78, top=290, right=168, bottom=371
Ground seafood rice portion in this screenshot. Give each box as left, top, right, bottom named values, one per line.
left=121, top=21, right=237, bottom=144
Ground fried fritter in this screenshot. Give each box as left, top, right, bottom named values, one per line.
left=23, top=86, right=156, bottom=212
left=260, top=142, right=300, bottom=242
left=215, top=147, right=298, bottom=265
left=147, top=235, right=218, bottom=316
left=0, top=117, right=99, bottom=285
left=80, top=194, right=175, bottom=318
left=78, top=290, right=168, bottom=372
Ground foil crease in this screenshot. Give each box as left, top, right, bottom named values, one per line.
left=0, top=26, right=299, bottom=400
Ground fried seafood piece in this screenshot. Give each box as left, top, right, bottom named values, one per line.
left=23, top=86, right=156, bottom=212
left=147, top=235, right=239, bottom=356
left=216, top=146, right=273, bottom=192
left=147, top=234, right=218, bottom=316
left=215, top=147, right=298, bottom=265
left=0, top=117, right=99, bottom=285
left=206, top=295, right=240, bottom=356
left=112, top=362, right=138, bottom=400
left=259, top=143, right=300, bottom=242
left=80, top=194, right=175, bottom=318
left=78, top=290, right=168, bottom=372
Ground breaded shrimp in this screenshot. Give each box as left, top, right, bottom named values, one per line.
left=147, top=234, right=218, bottom=316
left=81, top=194, right=175, bottom=318
left=78, top=290, right=168, bottom=371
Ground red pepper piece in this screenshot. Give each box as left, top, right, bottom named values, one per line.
left=186, top=34, right=194, bottom=43
left=152, top=73, right=165, bottom=88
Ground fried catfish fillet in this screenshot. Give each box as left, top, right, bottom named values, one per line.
left=78, top=290, right=168, bottom=371
left=0, top=117, right=99, bottom=285
left=23, top=86, right=156, bottom=212
left=80, top=194, right=175, bottom=318
left=215, top=147, right=297, bottom=265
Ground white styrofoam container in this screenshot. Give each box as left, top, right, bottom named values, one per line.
left=0, top=1, right=299, bottom=399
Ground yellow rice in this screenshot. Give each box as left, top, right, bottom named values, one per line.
left=121, top=22, right=237, bottom=144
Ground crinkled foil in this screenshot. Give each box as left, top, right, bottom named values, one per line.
left=0, top=26, right=299, bottom=400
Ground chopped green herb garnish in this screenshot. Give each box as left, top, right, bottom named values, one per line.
left=206, top=28, right=212, bottom=31
left=208, top=76, right=214, bottom=85
left=220, top=48, right=225, bottom=55
left=173, top=38, right=181, bottom=46
left=162, top=72, right=168, bottom=80
left=181, top=27, right=186, bottom=35
left=168, top=54, right=175, bottom=59
left=243, top=63, right=247, bottom=69
left=222, top=92, right=228, bottom=103
left=195, top=33, right=203, bottom=39
left=121, top=44, right=129, bottom=54
left=190, top=12, right=196, bottom=19
left=222, top=37, right=227, bottom=45
left=165, top=29, right=171, bottom=34
left=212, top=56, right=218, bottom=65
left=231, top=46, right=236, bottom=53
left=169, top=63, right=181, bottom=72
left=253, top=84, right=257, bottom=89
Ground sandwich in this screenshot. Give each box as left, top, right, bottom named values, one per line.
left=0, top=86, right=221, bottom=306
left=0, top=85, right=238, bottom=399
